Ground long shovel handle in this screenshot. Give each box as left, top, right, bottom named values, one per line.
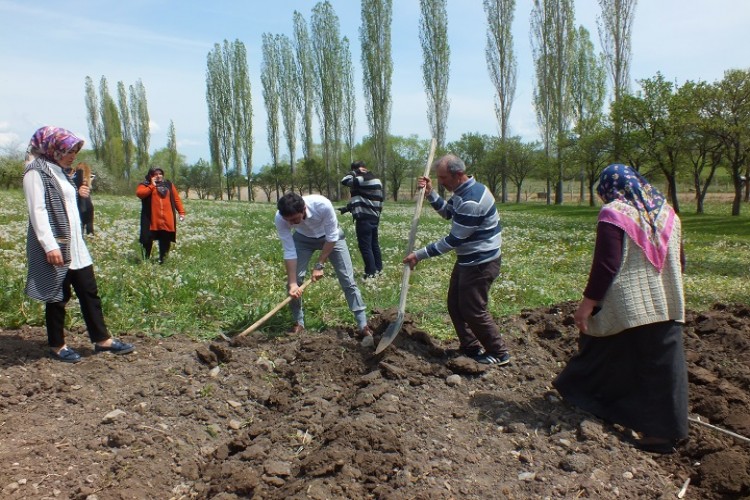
left=375, top=139, right=437, bottom=355
left=235, top=279, right=312, bottom=338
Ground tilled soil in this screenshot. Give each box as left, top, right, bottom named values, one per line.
left=1, top=303, right=749, bottom=499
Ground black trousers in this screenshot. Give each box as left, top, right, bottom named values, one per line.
left=142, top=230, right=173, bottom=261
left=355, top=219, right=382, bottom=276
left=45, top=265, right=110, bottom=348
left=446, top=257, right=507, bottom=356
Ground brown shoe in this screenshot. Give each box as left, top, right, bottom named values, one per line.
left=290, top=323, right=305, bottom=334
left=358, top=326, right=373, bottom=338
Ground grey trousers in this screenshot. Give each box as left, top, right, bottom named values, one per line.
left=290, top=231, right=367, bottom=329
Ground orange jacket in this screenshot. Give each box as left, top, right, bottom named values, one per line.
left=136, top=182, right=186, bottom=233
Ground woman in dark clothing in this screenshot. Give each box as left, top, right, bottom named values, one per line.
left=553, top=164, right=688, bottom=454
left=72, top=163, right=95, bottom=236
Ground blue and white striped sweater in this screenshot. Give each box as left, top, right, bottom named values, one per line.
left=415, top=177, right=502, bottom=266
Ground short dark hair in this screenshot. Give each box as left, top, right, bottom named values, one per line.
left=351, top=161, right=365, bottom=171
left=277, top=192, right=305, bottom=216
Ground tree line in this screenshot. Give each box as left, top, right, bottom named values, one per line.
left=2, top=0, right=749, bottom=216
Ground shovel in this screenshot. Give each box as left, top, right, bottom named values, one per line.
left=375, top=138, right=437, bottom=354
left=234, top=279, right=313, bottom=338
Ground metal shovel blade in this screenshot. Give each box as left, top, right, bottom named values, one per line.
left=375, top=310, right=404, bottom=354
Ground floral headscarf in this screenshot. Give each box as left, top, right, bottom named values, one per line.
left=27, top=126, right=83, bottom=163
left=596, top=164, right=675, bottom=271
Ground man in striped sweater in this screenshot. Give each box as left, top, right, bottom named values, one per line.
left=341, top=161, right=384, bottom=279
left=403, top=154, right=510, bottom=366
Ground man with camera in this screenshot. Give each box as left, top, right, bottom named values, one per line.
left=340, top=161, right=384, bottom=279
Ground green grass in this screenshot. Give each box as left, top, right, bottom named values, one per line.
left=1, top=189, right=748, bottom=341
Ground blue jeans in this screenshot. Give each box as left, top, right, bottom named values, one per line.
left=355, top=219, right=382, bottom=276
left=290, top=232, right=367, bottom=329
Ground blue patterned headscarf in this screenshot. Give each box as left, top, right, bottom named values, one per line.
left=596, top=164, right=675, bottom=271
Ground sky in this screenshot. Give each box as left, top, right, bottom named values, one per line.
left=1, top=0, right=749, bottom=172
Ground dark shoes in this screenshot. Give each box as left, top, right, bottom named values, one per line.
left=49, top=346, right=82, bottom=364
left=290, top=323, right=305, bottom=334
left=95, top=339, right=135, bottom=355
left=473, top=352, right=511, bottom=366
left=357, top=326, right=374, bottom=339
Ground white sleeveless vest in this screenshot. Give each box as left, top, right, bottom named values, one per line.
left=586, top=219, right=684, bottom=337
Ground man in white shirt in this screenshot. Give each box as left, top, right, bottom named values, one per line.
left=275, top=192, right=371, bottom=337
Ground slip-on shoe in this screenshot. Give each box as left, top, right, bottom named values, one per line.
left=50, top=346, right=82, bottom=363
left=94, top=339, right=135, bottom=355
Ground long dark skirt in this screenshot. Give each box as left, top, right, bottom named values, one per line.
left=553, top=320, right=688, bottom=440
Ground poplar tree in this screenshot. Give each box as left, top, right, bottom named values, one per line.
left=230, top=40, right=253, bottom=201
left=484, top=0, right=517, bottom=202
left=99, top=77, right=125, bottom=179
left=531, top=0, right=575, bottom=204
left=293, top=11, right=316, bottom=177
left=166, top=120, right=177, bottom=181
left=570, top=26, right=606, bottom=202
left=84, top=76, right=103, bottom=160
left=129, top=79, right=150, bottom=172
left=311, top=1, right=345, bottom=199
left=206, top=40, right=251, bottom=199
left=419, top=0, right=450, bottom=151
left=278, top=34, right=299, bottom=187
left=261, top=33, right=282, bottom=200
left=360, top=0, right=393, bottom=187
left=598, top=0, right=636, bottom=159
left=341, top=36, right=356, bottom=166
left=117, top=81, right=133, bottom=179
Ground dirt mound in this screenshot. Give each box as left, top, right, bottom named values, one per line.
left=1, top=304, right=749, bottom=499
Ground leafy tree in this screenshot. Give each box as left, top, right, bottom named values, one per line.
left=389, top=135, right=429, bottom=201
left=484, top=0, right=517, bottom=202
left=617, top=73, right=689, bottom=213
left=572, top=124, right=612, bottom=205
left=419, top=0, right=450, bottom=151
left=597, top=0, right=637, bottom=159
left=702, top=68, right=750, bottom=216
left=672, top=81, right=722, bottom=214
left=360, top=0, right=393, bottom=190
left=0, top=141, right=25, bottom=189
left=184, top=159, right=218, bottom=200
left=505, top=138, right=541, bottom=203
left=84, top=76, right=103, bottom=161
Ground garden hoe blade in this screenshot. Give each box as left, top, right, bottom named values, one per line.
left=375, top=138, right=437, bottom=354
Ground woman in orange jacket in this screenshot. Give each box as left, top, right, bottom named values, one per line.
left=136, top=167, right=186, bottom=264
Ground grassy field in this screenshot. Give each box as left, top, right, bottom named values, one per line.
left=1, top=189, right=748, bottom=341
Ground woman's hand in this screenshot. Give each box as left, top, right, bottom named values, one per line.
left=46, top=249, right=64, bottom=266
left=574, top=297, right=598, bottom=333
